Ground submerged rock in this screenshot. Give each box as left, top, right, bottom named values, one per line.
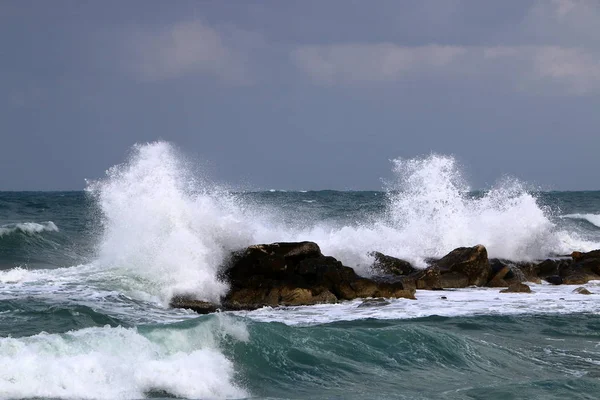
left=500, top=283, right=532, bottom=293
left=573, top=287, right=592, bottom=295
left=357, top=298, right=391, bottom=308
left=169, top=296, right=219, bottom=314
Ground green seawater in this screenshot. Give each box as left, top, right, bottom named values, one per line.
left=1, top=171, right=599, bottom=398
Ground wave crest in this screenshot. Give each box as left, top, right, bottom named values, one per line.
left=0, top=221, right=58, bottom=237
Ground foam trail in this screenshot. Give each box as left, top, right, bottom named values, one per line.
left=0, top=315, right=249, bottom=400
left=563, top=214, right=600, bottom=228
left=87, top=142, right=252, bottom=304
left=0, top=221, right=58, bottom=237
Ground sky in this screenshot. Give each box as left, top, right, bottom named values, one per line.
left=1, top=0, right=599, bottom=191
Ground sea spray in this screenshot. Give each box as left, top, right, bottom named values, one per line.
left=0, top=314, right=249, bottom=400
left=256, top=155, right=596, bottom=272
left=86, top=143, right=598, bottom=292
left=87, top=142, right=252, bottom=304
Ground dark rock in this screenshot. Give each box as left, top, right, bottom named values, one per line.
left=369, top=251, right=416, bottom=276
left=506, top=264, right=528, bottom=284
left=357, top=298, right=391, bottom=308
left=440, top=296, right=447, bottom=300
left=536, top=259, right=562, bottom=277
left=487, top=278, right=510, bottom=288
left=560, top=250, right=600, bottom=284
left=573, top=287, right=592, bottom=295
left=169, top=296, right=219, bottom=314
left=489, top=259, right=515, bottom=280
left=500, top=283, right=532, bottom=293
left=439, top=272, right=470, bottom=288
left=433, top=245, right=491, bottom=287
left=544, top=275, right=563, bottom=285
left=572, top=249, right=600, bottom=262
left=512, top=261, right=542, bottom=283
left=214, top=241, right=416, bottom=311
left=399, top=266, right=442, bottom=290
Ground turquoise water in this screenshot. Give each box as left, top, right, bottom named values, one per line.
left=1, top=142, right=599, bottom=399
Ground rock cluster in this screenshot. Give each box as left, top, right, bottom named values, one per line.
left=170, top=242, right=600, bottom=314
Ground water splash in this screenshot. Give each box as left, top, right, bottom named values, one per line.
left=86, top=142, right=251, bottom=304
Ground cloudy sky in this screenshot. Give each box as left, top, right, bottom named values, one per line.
left=1, top=0, right=599, bottom=190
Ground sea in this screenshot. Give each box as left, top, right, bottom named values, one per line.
left=1, top=141, right=599, bottom=399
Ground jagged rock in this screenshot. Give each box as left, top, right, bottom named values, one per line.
left=357, top=298, right=391, bottom=308
left=169, top=296, right=219, bottom=314
left=489, top=259, right=515, bottom=280
left=572, top=250, right=600, bottom=262
left=560, top=250, right=600, bottom=284
left=544, top=275, right=563, bottom=285
left=536, top=259, right=563, bottom=277
left=506, top=264, right=528, bottom=284
left=214, top=241, right=415, bottom=311
left=439, top=272, right=470, bottom=288
left=573, top=287, right=592, bottom=295
left=562, top=274, right=596, bottom=285
left=369, top=252, right=416, bottom=276
left=500, top=283, right=532, bottom=293
left=487, top=278, right=510, bottom=288
left=433, top=245, right=491, bottom=287
left=396, top=266, right=442, bottom=290
left=512, top=261, right=542, bottom=283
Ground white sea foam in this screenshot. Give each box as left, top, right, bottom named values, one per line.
left=563, top=213, right=600, bottom=228
left=0, top=221, right=58, bottom=237
left=87, top=144, right=599, bottom=289
left=246, top=155, right=598, bottom=273
left=234, top=282, right=600, bottom=326
left=0, top=315, right=248, bottom=400
left=87, top=142, right=252, bottom=304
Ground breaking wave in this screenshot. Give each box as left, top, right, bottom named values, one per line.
left=0, top=315, right=249, bottom=400
left=563, top=213, right=600, bottom=228
left=0, top=221, right=58, bottom=237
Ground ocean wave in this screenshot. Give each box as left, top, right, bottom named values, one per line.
left=81, top=143, right=600, bottom=302
left=563, top=213, right=600, bottom=228
left=0, top=314, right=248, bottom=400
left=0, top=221, right=58, bottom=237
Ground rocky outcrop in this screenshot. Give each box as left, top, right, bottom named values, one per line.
left=170, top=242, right=600, bottom=314
left=433, top=245, right=491, bottom=287
left=169, top=297, right=219, bottom=314
left=218, top=242, right=415, bottom=310
left=370, top=252, right=416, bottom=275
left=500, top=282, right=532, bottom=293
left=573, top=287, right=592, bottom=295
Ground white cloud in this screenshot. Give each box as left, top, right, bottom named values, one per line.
left=290, top=0, right=600, bottom=95
left=291, top=44, right=467, bottom=84
left=127, top=20, right=257, bottom=84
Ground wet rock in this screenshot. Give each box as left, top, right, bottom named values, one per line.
left=439, top=272, right=470, bottom=288
left=214, top=241, right=416, bottom=311
left=560, top=250, right=600, bottom=283
left=500, top=283, right=532, bottom=293
left=573, top=287, right=592, bottom=295
left=544, top=275, right=563, bottom=285
left=357, top=298, right=391, bottom=308
left=399, top=266, right=442, bottom=290
left=169, top=296, right=219, bottom=314
left=487, top=277, right=510, bottom=288
left=369, top=251, right=416, bottom=276
left=512, top=261, right=542, bottom=284
left=434, top=245, right=491, bottom=287
left=489, top=259, right=515, bottom=280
